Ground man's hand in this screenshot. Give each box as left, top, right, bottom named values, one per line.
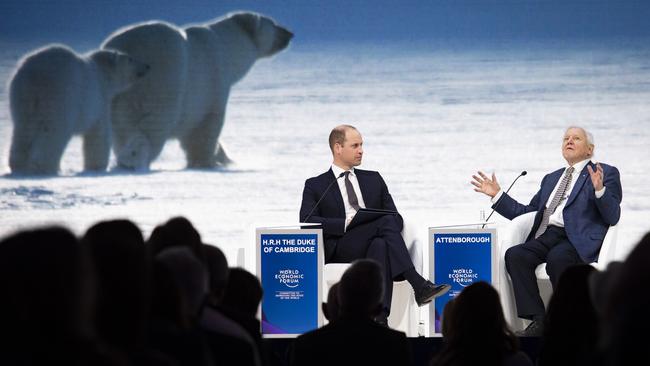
left=471, top=171, right=501, bottom=198
left=587, top=163, right=604, bottom=191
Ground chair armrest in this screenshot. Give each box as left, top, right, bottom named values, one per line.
left=497, top=211, right=535, bottom=331
left=324, top=263, right=350, bottom=285
left=401, top=218, right=423, bottom=274
left=499, top=211, right=536, bottom=252
left=592, top=225, right=618, bottom=270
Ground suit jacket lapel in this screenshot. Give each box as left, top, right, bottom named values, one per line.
left=355, top=170, right=369, bottom=205
left=540, top=170, right=563, bottom=210
left=326, top=168, right=346, bottom=218
left=565, top=163, right=590, bottom=207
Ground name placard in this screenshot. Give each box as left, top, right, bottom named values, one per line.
left=429, top=228, right=497, bottom=335
left=256, top=228, right=323, bottom=337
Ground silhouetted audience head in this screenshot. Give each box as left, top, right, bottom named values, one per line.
left=221, top=267, right=263, bottom=317
left=322, top=282, right=342, bottom=322
left=156, top=247, right=208, bottom=318
left=288, top=258, right=413, bottom=366
left=539, top=264, right=597, bottom=366
left=0, top=226, right=118, bottom=364
left=588, top=261, right=623, bottom=319
left=440, top=298, right=455, bottom=339
left=0, top=226, right=89, bottom=337
left=203, top=243, right=230, bottom=306
left=151, top=260, right=192, bottom=330
left=431, top=281, right=522, bottom=366
left=338, top=259, right=384, bottom=319
left=148, top=216, right=205, bottom=262
left=602, top=232, right=650, bottom=366
left=82, top=219, right=151, bottom=352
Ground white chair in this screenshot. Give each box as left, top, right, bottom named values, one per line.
left=223, top=246, right=246, bottom=268
left=497, top=211, right=618, bottom=331
left=323, top=220, right=421, bottom=336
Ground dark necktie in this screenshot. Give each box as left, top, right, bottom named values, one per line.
left=534, top=166, right=575, bottom=238
left=343, top=171, right=361, bottom=211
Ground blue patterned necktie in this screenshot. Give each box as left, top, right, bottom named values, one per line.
left=534, top=166, right=575, bottom=238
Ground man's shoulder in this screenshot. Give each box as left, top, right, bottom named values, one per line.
left=540, top=167, right=567, bottom=183
left=304, top=168, right=383, bottom=186
left=295, top=320, right=406, bottom=342
left=305, top=170, right=333, bottom=184
left=596, top=163, right=621, bottom=186
left=582, top=161, right=619, bottom=176
left=354, top=168, right=381, bottom=178
left=293, top=323, right=333, bottom=344
left=375, top=324, right=408, bottom=339
left=597, top=162, right=618, bottom=172
left=332, top=318, right=407, bottom=339
left=547, top=167, right=565, bottom=176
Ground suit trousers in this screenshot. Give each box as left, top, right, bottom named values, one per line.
left=330, top=215, right=415, bottom=316
left=505, top=225, right=584, bottom=320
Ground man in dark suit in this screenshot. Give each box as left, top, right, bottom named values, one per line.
left=300, top=124, right=450, bottom=325
left=472, top=126, right=622, bottom=336
left=288, top=259, right=412, bottom=366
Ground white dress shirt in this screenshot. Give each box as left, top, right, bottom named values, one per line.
left=331, top=164, right=366, bottom=230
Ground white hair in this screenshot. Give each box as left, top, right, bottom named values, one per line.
left=566, top=126, right=595, bottom=146
left=565, top=126, right=595, bottom=159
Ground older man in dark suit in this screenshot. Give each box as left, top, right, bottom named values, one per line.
left=300, top=125, right=449, bottom=325
left=472, top=126, right=622, bottom=336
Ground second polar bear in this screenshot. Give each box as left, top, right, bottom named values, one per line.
left=102, top=12, right=293, bottom=170
left=8, top=45, right=149, bottom=174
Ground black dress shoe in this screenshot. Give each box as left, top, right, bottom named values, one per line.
left=516, top=320, right=544, bottom=337
left=414, top=281, right=451, bottom=306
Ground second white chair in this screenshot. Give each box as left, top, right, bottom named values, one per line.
left=497, top=211, right=619, bottom=331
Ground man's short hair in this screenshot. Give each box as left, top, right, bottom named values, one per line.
left=339, top=259, right=384, bottom=317
left=329, top=124, right=357, bottom=151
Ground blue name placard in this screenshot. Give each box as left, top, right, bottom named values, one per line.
left=258, top=231, right=321, bottom=337
left=430, top=229, right=496, bottom=334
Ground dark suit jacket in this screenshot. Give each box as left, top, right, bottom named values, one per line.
left=288, top=317, right=413, bottom=366
left=494, top=161, right=622, bottom=263
left=300, top=168, right=403, bottom=262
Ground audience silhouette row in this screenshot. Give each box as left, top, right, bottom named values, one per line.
left=1, top=218, right=648, bottom=366
left=0, top=217, right=266, bottom=366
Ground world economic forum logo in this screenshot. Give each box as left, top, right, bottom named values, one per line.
left=275, top=269, right=304, bottom=288
left=449, top=268, right=479, bottom=287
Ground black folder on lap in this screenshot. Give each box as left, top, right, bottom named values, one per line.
left=347, top=208, right=398, bottom=231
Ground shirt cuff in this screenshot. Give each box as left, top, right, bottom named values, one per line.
left=344, top=215, right=354, bottom=232
left=491, top=190, right=504, bottom=205
left=595, top=186, right=606, bottom=199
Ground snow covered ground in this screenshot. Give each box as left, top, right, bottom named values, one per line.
left=1, top=40, right=649, bottom=269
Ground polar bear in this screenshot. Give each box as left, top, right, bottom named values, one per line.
left=8, top=45, right=149, bottom=174
left=102, top=12, right=293, bottom=170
